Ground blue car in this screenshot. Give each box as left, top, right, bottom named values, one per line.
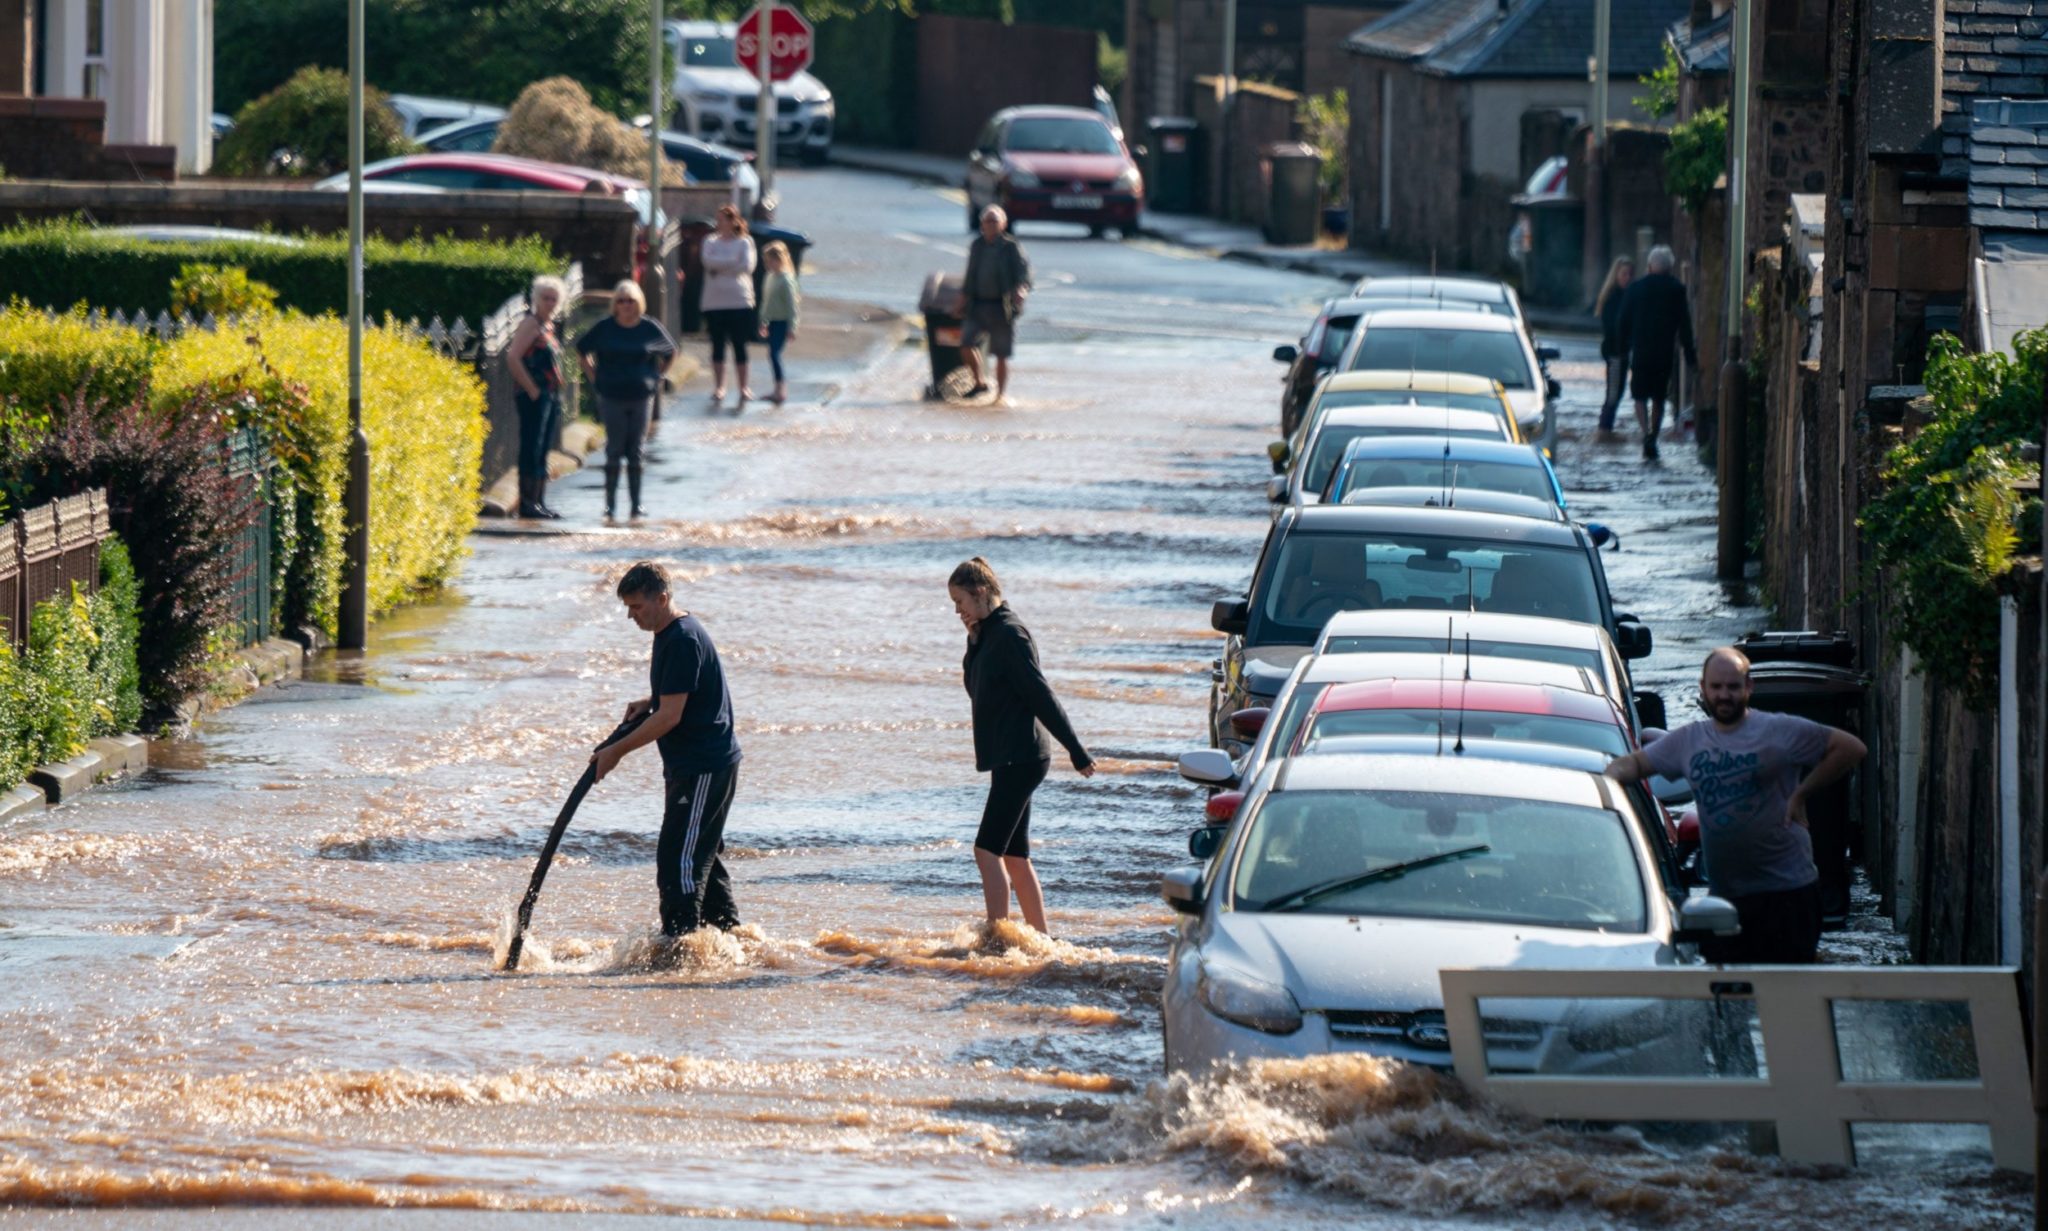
left=1324, top=435, right=1565, bottom=517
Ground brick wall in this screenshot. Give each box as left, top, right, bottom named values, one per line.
left=914, top=14, right=1096, bottom=157
left=1191, top=74, right=1300, bottom=228
left=1347, top=61, right=1468, bottom=268
left=0, top=0, right=29, bottom=95
left=0, top=96, right=178, bottom=182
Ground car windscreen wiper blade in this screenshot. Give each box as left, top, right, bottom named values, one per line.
left=1261, top=844, right=1492, bottom=913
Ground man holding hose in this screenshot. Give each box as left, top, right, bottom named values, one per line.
left=592, top=561, right=744, bottom=936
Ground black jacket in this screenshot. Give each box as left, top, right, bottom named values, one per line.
left=963, top=234, right=1032, bottom=320
left=1615, top=271, right=1697, bottom=383
left=1598, top=289, right=1628, bottom=360
left=962, top=604, right=1089, bottom=773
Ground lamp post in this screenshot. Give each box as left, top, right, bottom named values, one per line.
left=756, top=0, right=776, bottom=205
left=1220, top=0, right=1237, bottom=217
left=1716, top=0, right=1754, bottom=582
left=339, top=0, right=369, bottom=650
left=649, top=0, right=665, bottom=311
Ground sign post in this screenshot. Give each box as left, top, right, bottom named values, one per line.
left=735, top=3, right=815, bottom=208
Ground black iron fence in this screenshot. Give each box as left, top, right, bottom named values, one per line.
left=223, top=428, right=274, bottom=648
left=0, top=489, right=111, bottom=652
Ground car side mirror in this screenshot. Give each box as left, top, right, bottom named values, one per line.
left=1536, top=344, right=1562, bottom=362
left=1267, top=440, right=1291, bottom=471
left=1616, top=618, right=1652, bottom=660
left=1586, top=521, right=1620, bottom=550
left=1675, top=894, right=1742, bottom=943
left=1546, top=377, right=1563, bottom=401
left=1632, top=689, right=1667, bottom=731
left=1227, top=706, right=1269, bottom=740
left=1178, top=747, right=1239, bottom=787
left=1189, top=825, right=1226, bottom=860
left=1273, top=343, right=1299, bottom=365
left=1211, top=598, right=1250, bottom=635
left=1266, top=476, right=1288, bottom=504
left=1161, top=866, right=1207, bottom=914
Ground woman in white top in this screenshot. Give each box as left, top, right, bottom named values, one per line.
left=698, top=203, right=758, bottom=406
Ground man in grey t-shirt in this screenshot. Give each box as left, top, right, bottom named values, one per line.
left=1606, top=647, right=1865, bottom=962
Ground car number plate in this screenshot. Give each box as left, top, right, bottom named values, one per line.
left=1053, top=194, right=1103, bottom=210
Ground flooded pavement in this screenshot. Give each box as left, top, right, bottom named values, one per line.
left=0, top=168, right=2028, bottom=1230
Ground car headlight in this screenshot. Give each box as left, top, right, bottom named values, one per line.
left=1113, top=166, right=1141, bottom=192
left=1007, top=167, right=1040, bottom=189
left=1196, top=962, right=1302, bottom=1035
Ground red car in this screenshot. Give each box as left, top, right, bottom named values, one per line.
left=964, top=105, right=1142, bottom=238
left=1289, top=678, right=1636, bottom=761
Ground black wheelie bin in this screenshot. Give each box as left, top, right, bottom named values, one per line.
left=918, top=271, right=980, bottom=400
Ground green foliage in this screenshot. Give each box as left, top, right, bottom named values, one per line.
left=1296, top=90, right=1349, bottom=205
left=1859, top=329, right=2047, bottom=698
left=496, top=77, right=680, bottom=183
left=1640, top=42, right=1681, bottom=121
left=0, top=219, right=558, bottom=328
left=1097, top=33, right=1127, bottom=96
left=0, top=540, right=145, bottom=790
left=21, top=588, right=95, bottom=766
left=92, top=537, right=144, bottom=735
left=0, top=301, right=156, bottom=439
left=170, top=264, right=280, bottom=320
left=1664, top=104, right=1727, bottom=215
left=214, top=66, right=415, bottom=178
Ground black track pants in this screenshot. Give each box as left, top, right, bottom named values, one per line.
left=656, top=766, right=739, bottom=935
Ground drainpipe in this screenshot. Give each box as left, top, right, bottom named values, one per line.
left=1591, top=0, right=1610, bottom=148
left=2000, top=595, right=2021, bottom=966
left=1220, top=0, right=1237, bottom=219
left=1715, top=0, right=1753, bottom=581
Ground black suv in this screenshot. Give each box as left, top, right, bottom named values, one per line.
left=1207, top=504, right=1653, bottom=750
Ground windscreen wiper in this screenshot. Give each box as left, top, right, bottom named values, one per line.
left=1261, top=844, right=1491, bottom=913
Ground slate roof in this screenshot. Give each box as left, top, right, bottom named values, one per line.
left=1668, top=10, right=1731, bottom=75
left=1968, top=98, right=2048, bottom=231
left=1425, top=0, right=1689, bottom=78
left=1941, top=0, right=2048, bottom=178
left=1345, top=0, right=1498, bottom=62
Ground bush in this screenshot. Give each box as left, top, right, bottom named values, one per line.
left=497, top=77, right=678, bottom=183
left=170, top=264, right=280, bottom=319
left=1296, top=90, right=1349, bottom=206
left=92, top=537, right=144, bottom=735
left=22, top=587, right=95, bottom=763
left=1665, top=105, right=1727, bottom=215
left=0, top=220, right=558, bottom=326
left=0, top=301, right=156, bottom=439
left=0, top=537, right=144, bottom=788
left=214, top=66, right=414, bottom=178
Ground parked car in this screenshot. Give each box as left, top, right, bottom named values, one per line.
left=1274, top=298, right=1515, bottom=435
left=664, top=19, right=835, bottom=164
left=1276, top=369, right=1521, bottom=477
left=313, top=153, right=657, bottom=222
left=1269, top=405, right=1515, bottom=508
left=1351, top=275, right=1528, bottom=332
left=210, top=112, right=234, bottom=140
left=103, top=224, right=303, bottom=248
left=383, top=94, right=505, bottom=139
left=425, top=115, right=767, bottom=217
left=1325, top=436, right=1563, bottom=510
left=1160, top=754, right=1737, bottom=1073
left=1206, top=505, right=1651, bottom=745
left=1337, top=309, right=1559, bottom=434
left=965, top=105, right=1142, bottom=238
left=1312, top=610, right=1648, bottom=724
left=1287, top=678, right=1636, bottom=760
left=1092, top=84, right=1125, bottom=146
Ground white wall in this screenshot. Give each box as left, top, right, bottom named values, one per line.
left=39, top=0, right=213, bottom=173
left=1465, top=77, right=1656, bottom=182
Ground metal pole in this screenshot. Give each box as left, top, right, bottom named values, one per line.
left=756, top=0, right=775, bottom=208
left=1591, top=0, right=1610, bottom=148
left=339, top=0, right=369, bottom=650
left=2033, top=865, right=2048, bottom=1220
left=1716, top=0, right=1753, bottom=582
left=648, top=0, right=665, bottom=315
left=1220, top=0, right=1237, bottom=218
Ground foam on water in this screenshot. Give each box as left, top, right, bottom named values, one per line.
left=812, top=919, right=1164, bottom=991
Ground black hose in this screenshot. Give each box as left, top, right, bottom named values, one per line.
left=503, top=712, right=648, bottom=971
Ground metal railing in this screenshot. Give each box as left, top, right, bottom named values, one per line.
left=0, top=489, right=112, bottom=651
left=222, top=429, right=274, bottom=648
left=1439, top=965, right=2034, bottom=1171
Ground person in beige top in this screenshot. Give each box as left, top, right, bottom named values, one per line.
left=698, top=203, right=758, bottom=407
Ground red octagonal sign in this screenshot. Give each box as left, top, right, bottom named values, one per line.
left=735, top=5, right=814, bottom=82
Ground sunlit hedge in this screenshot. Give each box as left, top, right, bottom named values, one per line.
left=0, top=539, right=143, bottom=788
left=0, top=301, right=155, bottom=434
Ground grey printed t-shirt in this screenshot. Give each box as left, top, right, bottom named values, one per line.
left=1641, top=710, right=1833, bottom=898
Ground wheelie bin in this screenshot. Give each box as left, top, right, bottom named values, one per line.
left=918, top=271, right=979, bottom=400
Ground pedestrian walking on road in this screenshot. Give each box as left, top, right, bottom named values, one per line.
left=507, top=274, right=567, bottom=519
left=1615, top=245, right=1696, bottom=460
left=1593, top=256, right=1634, bottom=440
left=593, top=561, right=745, bottom=938
left=960, top=206, right=1031, bottom=405
left=576, top=281, right=676, bottom=521
left=757, top=240, right=801, bottom=406
left=1605, top=647, right=1866, bottom=964
left=950, top=557, right=1093, bottom=936
left=701, top=204, right=759, bottom=408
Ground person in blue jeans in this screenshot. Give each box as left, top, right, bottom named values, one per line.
left=757, top=241, right=800, bottom=405
left=506, top=275, right=566, bottom=518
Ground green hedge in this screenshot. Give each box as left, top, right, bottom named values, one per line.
left=0, top=221, right=558, bottom=328
left=0, top=538, right=143, bottom=789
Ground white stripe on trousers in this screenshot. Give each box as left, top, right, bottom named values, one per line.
left=678, top=772, right=711, bottom=894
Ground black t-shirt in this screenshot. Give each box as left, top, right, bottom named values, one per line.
left=649, top=614, right=742, bottom=777
left=577, top=316, right=677, bottom=399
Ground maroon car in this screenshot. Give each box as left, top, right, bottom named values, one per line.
left=964, top=105, right=1143, bottom=238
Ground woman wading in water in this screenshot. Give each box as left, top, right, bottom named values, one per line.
left=950, top=558, right=1094, bottom=935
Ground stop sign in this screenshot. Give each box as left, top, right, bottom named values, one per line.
left=735, top=5, right=815, bottom=82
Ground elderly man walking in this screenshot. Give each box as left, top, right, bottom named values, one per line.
left=1614, top=245, right=1697, bottom=461
left=1605, top=647, right=1866, bottom=963
left=960, top=206, right=1031, bottom=404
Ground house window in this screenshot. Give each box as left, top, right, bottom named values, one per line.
left=82, top=0, right=107, bottom=99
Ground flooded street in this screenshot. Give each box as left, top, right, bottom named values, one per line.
left=0, top=168, right=2028, bottom=1229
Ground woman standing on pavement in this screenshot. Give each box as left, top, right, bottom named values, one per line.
left=700, top=204, right=758, bottom=407
left=1594, top=256, right=1635, bottom=440
left=949, top=557, right=1094, bottom=937
left=507, top=274, right=566, bottom=519
left=756, top=240, right=800, bottom=405
left=575, top=280, right=676, bottom=521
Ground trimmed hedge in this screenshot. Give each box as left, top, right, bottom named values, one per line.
left=0, top=538, right=144, bottom=788
left=0, top=301, right=156, bottom=436
left=0, top=221, right=558, bottom=329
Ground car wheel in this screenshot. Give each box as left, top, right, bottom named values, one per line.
left=1088, top=224, right=1106, bottom=239
left=800, top=145, right=829, bottom=167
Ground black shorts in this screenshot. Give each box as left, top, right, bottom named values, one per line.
left=961, top=300, right=1014, bottom=360
left=975, top=758, right=1048, bottom=858
left=1700, top=881, right=1822, bottom=964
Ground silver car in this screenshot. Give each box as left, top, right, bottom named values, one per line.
left=1160, top=754, right=1736, bottom=1074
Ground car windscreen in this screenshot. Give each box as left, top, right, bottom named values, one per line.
left=1303, top=425, right=1500, bottom=496
left=1322, top=635, right=1604, bottom=678
left=1335, top=457, right=1555, bottom=502
left=1298, top=709, right=1628, bottom=757
left=1250, top=531, right=1602, bottom=644
left=1347, top=328, right=1532, bottom=389
left=1231, top=789, right=1645, bottom=930
left=1317, top=388, right=1501, bottom=414
left=1005, top=117, right=1121, bottom=155
left=685, top=36, right=736, bottom=66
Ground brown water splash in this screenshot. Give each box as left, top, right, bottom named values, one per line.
left=812, top=920, right=1162, bottom=990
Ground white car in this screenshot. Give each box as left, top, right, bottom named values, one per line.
left=383, top=94, right=505, bottom=139
left=1351, top=275, right=1528, bottom=332
left=1160, top=754, right=1737, bottom=1074
left=1337, top=309, right=1559, bottom=434
left=1271, top=403, right=1514, bottom=507
left=665, top=19, right=835, bottom=163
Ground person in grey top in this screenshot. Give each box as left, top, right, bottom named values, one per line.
left=1607, top=647, right=1865, bottom=963
left=960, top=206, right=1031, bottom=404
left=698, top=204, right=758, bottom=407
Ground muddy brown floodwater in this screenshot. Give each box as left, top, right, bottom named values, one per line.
left=0, top=169, right=2030, bottom=1230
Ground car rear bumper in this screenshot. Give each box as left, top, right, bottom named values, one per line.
left=1002, top=189, right=1141, bottom=226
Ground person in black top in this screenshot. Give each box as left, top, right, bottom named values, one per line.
left=506, top=275, right=567, bottom=519
left=1592, top=256, right=1634, bottom=439
left=949, top=556, right=1093, bottom=935
left=576, top=281, right=677, bottom=520
left=1614, top=245, right=1697, bottom=461
left=593, top=561, right=744, bottom=937
left=960, top=207, right=1031, bottom=405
